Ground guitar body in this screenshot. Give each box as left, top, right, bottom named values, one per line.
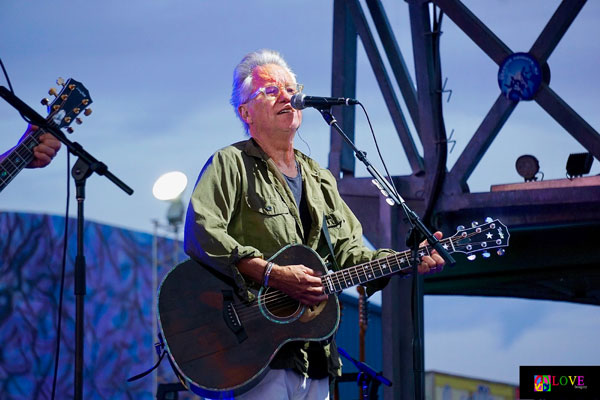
left=157, top=244, right=340, bottom=398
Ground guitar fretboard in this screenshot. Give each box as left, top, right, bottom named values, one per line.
left=321, top=237, right=456, bottom=294
left=0, top=128, right=46, bottom=192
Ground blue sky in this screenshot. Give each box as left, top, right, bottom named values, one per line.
left=1, top=0, right=599, bottom=386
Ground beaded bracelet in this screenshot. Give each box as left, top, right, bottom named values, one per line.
left=263, top=261, right=275, bottom=287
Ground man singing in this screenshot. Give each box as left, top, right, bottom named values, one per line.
left=183, top=49, right=445, bottom=399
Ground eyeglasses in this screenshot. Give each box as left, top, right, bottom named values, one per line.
left=248, top=83, right=303, bottom=101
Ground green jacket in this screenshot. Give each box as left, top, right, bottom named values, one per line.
left=183, top=138, right=392, bottom=378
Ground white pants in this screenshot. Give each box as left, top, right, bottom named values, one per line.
left=235, top=369, right=330, bottom=400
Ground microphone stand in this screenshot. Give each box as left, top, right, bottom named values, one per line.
left=0, top=86, right=134, bottom=400
left=318, top=108, right=455, bottom=399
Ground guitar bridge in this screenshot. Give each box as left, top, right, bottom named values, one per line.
left=222, top=290, right=248, bottom=343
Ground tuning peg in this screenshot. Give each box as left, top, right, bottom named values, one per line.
left=56, top=77, right=65, bottom=86
left=41, top=98, right=50, bottom=106
left=371, top=179, right=382, bottom=190
left=496, top=249, right=505, bottom=256
left=467, top=254, right=476, bottom=261
left=456, top=225, right=465, bottom=231
left=482, top=251, right=491, bottom=259
left=82, top=99, right=90, bottom=106
left=73, top=107, right=81, bottom=114
left=64, top=117, right=72, bottom=124
left=84, top=108, right=92, bottom=116
left=75, top=118, right=83, bottom=125
left=48, top=87, right=58, bottom=97
left=485, top=217, right=493, bottom=223
left=471, top=221, right=479, bottom=227
left=66, top=127, right=74, bottom=134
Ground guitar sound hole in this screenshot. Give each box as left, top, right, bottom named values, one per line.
left=262, top=288, right=302, bottom=321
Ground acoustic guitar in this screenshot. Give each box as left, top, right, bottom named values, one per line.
left=157, top=219, right=509, bottom=398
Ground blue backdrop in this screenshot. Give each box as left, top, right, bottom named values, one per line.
left=0, top=211, right=383, bottom=399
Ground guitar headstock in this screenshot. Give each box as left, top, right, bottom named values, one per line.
left=41, top=77, right=93, bottom=133
left=449, top=218, right=510, bottom=260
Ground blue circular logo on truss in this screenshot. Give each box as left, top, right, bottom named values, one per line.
left=498, top=52, right=542, bottom=101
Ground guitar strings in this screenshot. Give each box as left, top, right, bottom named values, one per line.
left=234, top=292, right=300, bottom=320
left=291, top=228, right=484, bottom=296
left=241, top=236, right=460, bottom=316
left=235, top=288, right=303, bottom=316
left=233, top=227, right=493, bottom=321
left=326, top=227, right=494, bottom=290
left=235, top=239, right=443, bottom=320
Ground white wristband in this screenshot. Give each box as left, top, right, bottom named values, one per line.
left=263, top=261, right=275, bottom=287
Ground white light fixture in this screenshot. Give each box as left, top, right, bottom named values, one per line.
left=153, top=171, right=188, bottom=227
left=152, top=171, right=188, bottom=201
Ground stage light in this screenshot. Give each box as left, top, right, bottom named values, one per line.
left=566, top=152, right=593, bottom=179
left=153, top=171, right=188, bottom=226
left=152, top=171, right=188, bottom=201
left=515, top=155, right=540, bottom=182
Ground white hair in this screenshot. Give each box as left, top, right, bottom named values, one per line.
left=230, top=49, right=297, bottom=133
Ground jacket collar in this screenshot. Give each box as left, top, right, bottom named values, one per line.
left=242, top=138, right=320, bottom=178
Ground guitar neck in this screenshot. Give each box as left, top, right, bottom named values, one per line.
left=0, top=128, right=47, bottom=193
left=321, top=237, right=455, bottom=295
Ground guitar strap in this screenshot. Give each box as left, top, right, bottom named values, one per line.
left=321, top=213, right=340, bottom=272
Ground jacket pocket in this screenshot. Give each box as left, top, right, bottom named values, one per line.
left=245, top=194, right=289, bottom=216
left=325, top=210, right=344, bottom=229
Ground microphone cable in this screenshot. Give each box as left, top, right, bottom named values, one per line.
left=0, top=57, right=32, bottom=125
left=0, top=57, right=15, bottom=92
left=357, top=102, right=402, bottom=200
left=50, top=150, right=70, bottom=400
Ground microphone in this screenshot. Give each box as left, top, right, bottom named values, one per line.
left=290, top=93, right=359, bottom=110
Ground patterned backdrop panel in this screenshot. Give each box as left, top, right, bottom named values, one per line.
left=0, top=211, right=186, bottom=399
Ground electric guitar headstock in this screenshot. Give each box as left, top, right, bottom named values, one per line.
left=41, top=77, right=93, bottom=133
left=0, top=78, right=93, bottom=193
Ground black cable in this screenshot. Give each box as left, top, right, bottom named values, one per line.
left=0, top=57, right=15, bottom=93
left=422, top=5, right=447, bottom=225
left=358, top=102, right=402, bottom=200
left=296, top=129, right=312, bottom=157
left=51, top=151, right=70, bottom=400
left=0, top=57, right=32, bottom=124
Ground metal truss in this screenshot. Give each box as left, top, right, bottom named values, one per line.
left=328, top=1, right=600, bottom=398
